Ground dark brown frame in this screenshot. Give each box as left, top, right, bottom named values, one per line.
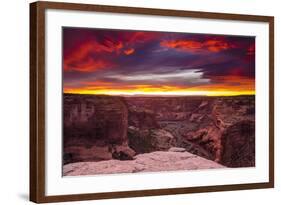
left=30, top=1, right=274, bottom=203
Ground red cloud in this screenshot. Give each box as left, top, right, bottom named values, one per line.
left=64, top=58, right=112, bottom=72
left=63, top=31, right=161, bottom=73
left=160, top=38, right=235, bottom=53
left=123, top=32, right=159, bottom=44
left=65, top=39, right=123, bottom=60
left=244, top=43, right=255, bottom=63
left=247, top=44, right=255, bottom=55
left=64, top=39, right=122, bottom=72
left=228, top=67, right=244, bottom=76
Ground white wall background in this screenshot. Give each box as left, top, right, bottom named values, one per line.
left=0, top=0, right=279, bottom=204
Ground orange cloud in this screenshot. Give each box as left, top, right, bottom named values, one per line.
left=124, top=48, right=135, bottom=55
left=160, top=38, right=235, bottom=53
left=204, top=40, right=230, bottom=52
left=160, top=40, right=202, bottom=50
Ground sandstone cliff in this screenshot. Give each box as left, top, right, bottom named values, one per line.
left=63, top=94, right=135, bottom=164
left=126, top=95, right=255, bottom=166
left=63, top=150, right=225, bottom=176
left=63, top=94, right=255, bottom=170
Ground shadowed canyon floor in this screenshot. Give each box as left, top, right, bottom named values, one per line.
left=63, top=94, right=255, bottom=176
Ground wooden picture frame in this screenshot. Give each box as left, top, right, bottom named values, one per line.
left=30, top=1, right=274, bottom=203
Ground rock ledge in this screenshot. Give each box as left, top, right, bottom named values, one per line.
left=63, top=151, right=225, bottom=176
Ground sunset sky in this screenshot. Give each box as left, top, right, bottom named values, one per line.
left=63, top=27, right=255, bottom=96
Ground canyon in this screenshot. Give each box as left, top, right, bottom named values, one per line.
left=63, top=94, right=255, bottom=176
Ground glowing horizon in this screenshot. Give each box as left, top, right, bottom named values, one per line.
left=64, top=90, right=255, bottom=97
left=63, top=28, right=255, bottom=97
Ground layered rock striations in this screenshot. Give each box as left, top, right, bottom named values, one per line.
left=63, top=94, right=135, bottom=164
left=125, top=95, right=255, bottom=166
left=63, top=94, right=255, bottom=174
left=221, top=120, right=255, bottom=167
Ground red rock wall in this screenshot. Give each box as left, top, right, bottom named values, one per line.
left=63, top=94, right=134, bottom=164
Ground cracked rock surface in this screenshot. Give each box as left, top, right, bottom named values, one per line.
left=63, top=151, right=225, bottom=176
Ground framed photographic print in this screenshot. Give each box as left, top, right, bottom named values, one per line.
left=30, top=1, right=274, bottom=203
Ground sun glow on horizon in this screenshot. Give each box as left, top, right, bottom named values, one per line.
left=64, top=89, right=255, bottom=96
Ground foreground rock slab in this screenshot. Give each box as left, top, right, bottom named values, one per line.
left=63, top=151, right=225, bottom=176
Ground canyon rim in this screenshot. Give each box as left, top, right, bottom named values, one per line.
left=62, top=27, right=255, bottom=176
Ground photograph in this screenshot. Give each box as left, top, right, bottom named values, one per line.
left=62, top=27, right=256, bottom=176
left=29, top=2, right=274, bottom=202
